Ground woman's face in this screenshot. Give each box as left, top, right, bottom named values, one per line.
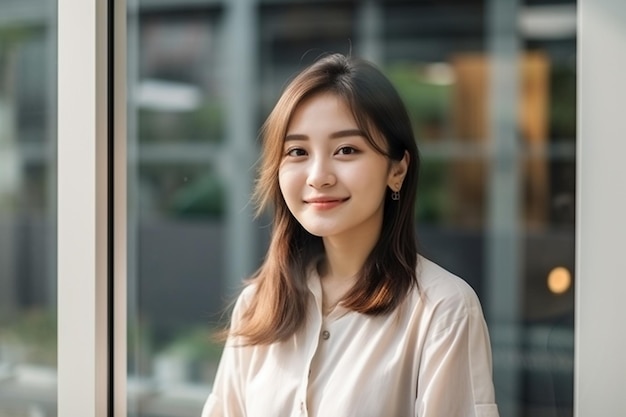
left=278, top=92, right=407, bottom=243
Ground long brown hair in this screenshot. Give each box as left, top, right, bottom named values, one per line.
left=233, top=53, right=420, bottom=345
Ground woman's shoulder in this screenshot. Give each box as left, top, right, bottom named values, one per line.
left=414, top=255, right=485, bottom=317
left=232, top=281, right=258, bottom=313
left=221, top=281, right=259, bottom=330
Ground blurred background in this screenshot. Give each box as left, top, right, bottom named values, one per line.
left=0, top=0, right=576, bottom=416
left=0, top=0, right=58, bottom=415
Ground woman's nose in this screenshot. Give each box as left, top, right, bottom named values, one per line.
left=306, top=157, right=336, bottom=189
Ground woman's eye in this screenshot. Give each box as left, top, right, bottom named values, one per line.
left=336, top=146, right=358, bottom=155
left=286, top=148, right=307, bottom=157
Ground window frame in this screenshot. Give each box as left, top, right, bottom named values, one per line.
left=57, top=0, right=126, bottom=415
left=575, top=0, right=626, bottom=414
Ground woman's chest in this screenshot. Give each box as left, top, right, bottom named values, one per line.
left=244, top=311, right=424, bottom=417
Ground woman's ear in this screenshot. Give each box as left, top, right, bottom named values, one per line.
left=387, top=150, right=410, bottom=191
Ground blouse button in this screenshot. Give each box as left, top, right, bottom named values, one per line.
left=321, top=330, right=330, bottom=340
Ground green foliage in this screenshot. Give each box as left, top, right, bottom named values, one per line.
left=0, top=25, right=33, bottom=43
left=0, top=309, right=57, bottom=366
left=138, top=100, right=225, bottom=143
left=162, top=327, right=224, bottom=363
left=385, top=63, right=451, bottom=140
left=416, top=157, right=450, bottom=224
left=0, top=24, right=36, bottom=80
left=169, top=170, right=225, bottom=218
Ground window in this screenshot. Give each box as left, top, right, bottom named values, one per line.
left=0, top=2, right=58, bottom=416
left=125, top=1, right=576, bottom=416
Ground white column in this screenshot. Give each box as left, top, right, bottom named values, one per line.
left=356, top=0, right=383, bottom=64
left=485, top=0, right=522, bottom=415
left=57, top=0, right=109, bottom=416
left=576, top=0, right=626, bottom=415
left=223, top=0, right=258, bottom=292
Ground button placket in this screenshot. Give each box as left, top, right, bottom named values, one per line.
left=298, top=291, right=322, bottom=417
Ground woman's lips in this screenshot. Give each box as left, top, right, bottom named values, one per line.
left=304, top=197, right=349, bottom=210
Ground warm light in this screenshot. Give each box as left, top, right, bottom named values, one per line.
left=547, top=266, right=572, bottom=294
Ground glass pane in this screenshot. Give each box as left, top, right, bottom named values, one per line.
left=127, top=1, right=575, bottom=416
left=0, top=0, right=58, bottom=416
left=126, top=4, right=240, bottom=416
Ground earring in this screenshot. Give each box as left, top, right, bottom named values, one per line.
left=391, top=190, right=400, bottom=201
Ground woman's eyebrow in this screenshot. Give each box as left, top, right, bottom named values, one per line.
left=329, top=129, right=366, bottom=139
left=284, top=129, right=366, bottom=142
left=284, top=133, right=307, bottom=142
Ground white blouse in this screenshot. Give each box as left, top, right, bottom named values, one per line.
left=202, top=256, right=499, bottom=417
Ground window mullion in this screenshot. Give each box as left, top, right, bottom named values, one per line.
left=57, top=1, right=110, bottom=416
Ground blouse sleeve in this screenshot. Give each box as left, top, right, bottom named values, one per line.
left=415, top=284, right=499, bottom=417
left=201, top=288, right=252, bottom=417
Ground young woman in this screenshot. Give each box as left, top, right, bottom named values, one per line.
left=202, top=53, right=499, bottom=417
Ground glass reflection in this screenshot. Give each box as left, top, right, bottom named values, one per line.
left=128, top=1, right=575, bottom=417
left=0, top=1, right=58, bottom=416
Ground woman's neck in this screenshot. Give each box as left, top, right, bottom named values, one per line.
left=320, top=243, right=366, bottom=282
left=320, top=227, right=380, bottom=283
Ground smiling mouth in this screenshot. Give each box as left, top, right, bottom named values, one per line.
left=304, top=197, right=349, bottom=209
